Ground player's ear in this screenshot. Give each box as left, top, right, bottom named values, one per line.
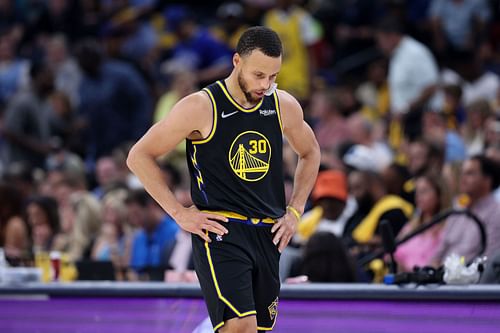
left=233, top=53, right=241, bottom=68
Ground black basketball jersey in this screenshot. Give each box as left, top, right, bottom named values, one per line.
left=186, top=80, right=286, bottom=219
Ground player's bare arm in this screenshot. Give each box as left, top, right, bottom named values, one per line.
left=271, top=89, right=320, bottom=252
left=127, top=92, right=228, bottom=242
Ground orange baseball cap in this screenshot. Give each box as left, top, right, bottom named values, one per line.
left=312, top=170, right=348, bottom=202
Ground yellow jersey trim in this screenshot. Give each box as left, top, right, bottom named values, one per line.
left=213, top=321, right=225, bottom=331
left=202, top=210, right=276, bottom=224
left=192, top=88, right=217, bottom=145
left=258, top=326, right=275, bottom=331
left=273, top=91, right=283, bottom=132
left=216, top=81, right=263, bottom=113
left=204, top=232, right=258, bottom=318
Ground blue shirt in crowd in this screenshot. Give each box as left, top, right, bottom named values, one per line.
left=130, top=215, right=179, bottom=272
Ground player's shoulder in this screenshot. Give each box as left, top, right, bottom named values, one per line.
left=169, top=90, right=213, bottom=118
left=177, top=90, right=212, bottom=110
left=276, top=89, right=302, bottom=111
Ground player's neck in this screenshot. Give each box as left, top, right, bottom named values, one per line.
left=224, top=74, right=259, bottom=109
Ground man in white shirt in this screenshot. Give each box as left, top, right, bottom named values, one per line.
left=375, top=16, right=440, bottom=140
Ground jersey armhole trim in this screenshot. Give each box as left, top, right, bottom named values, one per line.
left=192, top=88, right=218, bottom=145
left=273, top=91, right=283, bottom=132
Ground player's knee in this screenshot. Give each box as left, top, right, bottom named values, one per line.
left=219, top=315, right=257, bottom=333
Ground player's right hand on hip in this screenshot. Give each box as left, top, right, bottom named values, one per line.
left=174, top=206, right=229, bottom=242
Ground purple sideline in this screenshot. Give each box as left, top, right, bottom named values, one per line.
left=1, top=297, right=499, bottom=333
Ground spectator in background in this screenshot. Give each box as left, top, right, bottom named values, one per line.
left=442, top=84, right=466, bottom=130
left=110, top=6, right=159, bottom=67
left=350, top=170, right=413, bottom=251
left=394, top=173, right=451, bottom=272
left=406, top=137, right=445, bottom=179
left=485, top=113, right=500, bottom=149
left=0, top=182, right=29, bottom=263
left=26, top=196, right=60, bottom=253
left=422, top=109, right=466, bottom=163
left=126, top=189, right=178, bottom=280
left=92, top=155, right=126, bottom=199
left=343, top=169, right=373, bottom=244
left=381, top=162, right=413, bottom=203
left=44, top=34, right=82, bottom=108
left=162, top=5, right=233, bottom=86
left=211, top=1, right=248, bottom=51
left=76, top=40, right=152, bottom=168
left=309, top=88, right=351, bottom=152
left=430, top=0, right=491, bottom=57
left=375, top=15, right=439, bottom=142
left=356, top=58, right=390, bottom=121
left=484, top=144, right=500, bottom=202
left=2, top=62, right=55, bottom=169
left=2, top=161, right=38, bottom=200
left=52, top=174, right=101, bottom=262
left=441, top=51, right=500, bottom=106
left=346, top=112, right=393, bottom=172
left=47, top=91, right=85, bottom=156
left=263, top=0, right=322, bottom=102
left=461, top=99, right=492, bottom=156
left=295, top=169, right=352, bottom=244
left=153, top=68, right=196, bottom=160
left=292, top=231, right=357, bottom=283
left=432, top=155, right=500, bottom=265
left=154, top=69, right=196, bottom=123
left=0, top=31, right=29, bottom=109
left=92, top=189, right=133, bottom=280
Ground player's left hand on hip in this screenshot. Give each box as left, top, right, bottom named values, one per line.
left=271, top=212, right=298, bottom=252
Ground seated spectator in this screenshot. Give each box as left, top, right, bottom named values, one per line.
left=92, top=155, right=127, bottom=199
left=460, top=99, right=492, bottom=156
left=309, top=89, right=351, bottom=152
left=295, top=169, right=353, bottom=244
left=290, top=232, right=357, bottom=283
left=350, top=170, right=413, bottom=252
left=394, top=173, right=451, bottom=272
left=52, top=175, right=102, bottom=262
left=26, top=196, right=60, bottom=254
left=484, top=145, right=500, bottom=202
left=422, top=109, right=466, bottom=163
left=92, top=189, right=133, bottom=280
left=126, top=189, right=179, bottom=280
left=0, top=182, right=29, bottom=264
left=432, top=155, right=500, bottom=265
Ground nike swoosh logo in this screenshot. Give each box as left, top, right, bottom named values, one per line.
left=221, top=110, right=239, bottom=118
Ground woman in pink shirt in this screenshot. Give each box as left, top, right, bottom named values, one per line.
left=394, top=173, right=451, bottom=272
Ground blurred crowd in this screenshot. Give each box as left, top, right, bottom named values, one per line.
left=0, top=0, right=500, bottom=283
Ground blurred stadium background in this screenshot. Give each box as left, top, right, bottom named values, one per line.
left=1, top=0, right=500, bottom=332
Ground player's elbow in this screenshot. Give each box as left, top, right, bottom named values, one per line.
left=310, top=138, right=321, bottom=163
left=300, top=137, right=321, bottom=164
left=126, top=144, right=141, bottom=174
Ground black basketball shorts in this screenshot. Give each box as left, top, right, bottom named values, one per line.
left=192, top=221, right=281, bottom=332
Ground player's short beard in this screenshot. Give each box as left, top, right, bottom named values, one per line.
left=237, top=71, right=259, bottom=104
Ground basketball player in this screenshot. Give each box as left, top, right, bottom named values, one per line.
left=127, top=26, right=320, bottom=332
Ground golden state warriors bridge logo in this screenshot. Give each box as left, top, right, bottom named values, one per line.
left=229, top=131, right=271, bottom=182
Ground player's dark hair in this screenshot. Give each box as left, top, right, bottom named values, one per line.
left=236, top=26, right=282, bottom=58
